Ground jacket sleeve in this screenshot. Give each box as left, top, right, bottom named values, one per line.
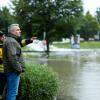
left=21, top=39, right=33, bottom=47
left=6, top=41, right=22, bottom=72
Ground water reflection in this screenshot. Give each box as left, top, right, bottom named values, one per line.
left=49, top=51, right=100, bottom=100
left=24, top=50, right=100, bottom=100
left=77, top=62, right=100, bottom=100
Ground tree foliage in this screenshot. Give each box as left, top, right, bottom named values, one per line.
left=96, top=8, right=100, bottom=23
left=11, top=0, right=83, bottom=52
left=96, top=8, right=100, bottom=33
left=12, top=0, right=83, bottom=37
left=0, top=7, right=15, bottom=33
left=79, top=11, right=99, bottom=41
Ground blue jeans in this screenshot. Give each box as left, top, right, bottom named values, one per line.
left=6, top=73, right=20, bottom=100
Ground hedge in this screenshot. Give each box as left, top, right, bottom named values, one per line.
left=17, top=63, right=59, bottom=100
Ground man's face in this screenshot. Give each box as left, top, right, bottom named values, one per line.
left=11, top=26, right=21, bottom=37
left=0, top=35, right=5, bottom=43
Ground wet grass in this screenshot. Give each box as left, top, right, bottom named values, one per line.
left=53, top=43, right=71, bottom=48
left=80, top=41, right=100, bottom=49
left=53, top=41, right=100, bottom=49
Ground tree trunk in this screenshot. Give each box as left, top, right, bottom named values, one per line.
left=46, top=34, right=50, bottom=56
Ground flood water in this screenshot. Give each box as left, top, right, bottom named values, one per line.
left=24, top=49, right=100, bottom=100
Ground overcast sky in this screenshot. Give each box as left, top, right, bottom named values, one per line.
left=83, top=0, right=100, bottom=15
left=0, top=0, right=11, bottom=7
left=0, top=0, right=100, bottom=15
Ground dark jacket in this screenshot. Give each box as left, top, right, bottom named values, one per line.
left=0, top=44, right=4, bottom=73
left=3, top=34, right=25, bottom=74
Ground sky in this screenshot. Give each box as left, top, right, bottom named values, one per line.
left=83, top=0, right=100, bottom=15
left=0, top=0, right=11, bottom=7
left=0, top=0, right=100, bottom=15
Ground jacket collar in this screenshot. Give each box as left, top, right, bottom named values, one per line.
left=7, top=33, right=19, bottom=39
left=7, top=33, right=22, bottom=44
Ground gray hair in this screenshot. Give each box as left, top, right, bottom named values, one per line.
left=8, top=24, right=19, bottom=33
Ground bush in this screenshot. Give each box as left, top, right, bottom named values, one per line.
left=17, top=63, right=59, bottom=100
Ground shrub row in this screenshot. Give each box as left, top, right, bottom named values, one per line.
left=17, top=63, right=59, bottom=100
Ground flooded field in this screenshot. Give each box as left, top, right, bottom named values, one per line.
left=24, top=49, right=100, bottom=100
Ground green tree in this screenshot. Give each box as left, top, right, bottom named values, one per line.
left=53, top=0, right=83, bottom=41
left=12, top=0, right=83, bottom=53
left=0, top=7, right=15, bottom=33
left=63, top=0, right=83, bottom=36
left=96, top=8, right=100, bottom=35
left=96, top=8, right=100, bottom=22
left=79, top=11, right=99, bottom=41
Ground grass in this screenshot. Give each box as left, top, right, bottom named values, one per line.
left=53, top=43, right=71, bottom=48
left=80, top=41, right=100, bottom=49
left=53, top=41, right=100, bottom=49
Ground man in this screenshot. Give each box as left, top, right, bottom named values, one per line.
left=0, top=31, right=6, bottom=100
left=3, top=24, right=36, bottom=100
